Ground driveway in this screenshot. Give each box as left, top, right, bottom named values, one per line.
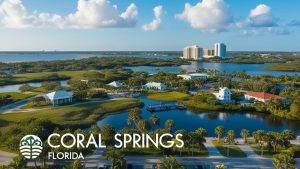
left=0, top=150, right=17, bottom=166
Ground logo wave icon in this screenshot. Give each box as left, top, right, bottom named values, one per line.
left=19, top=135, right=43, bottom=159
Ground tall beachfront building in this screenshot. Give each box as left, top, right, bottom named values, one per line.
left=183, top=45, right=203, bottom=60
left=214, top=43, right=226, bottom=58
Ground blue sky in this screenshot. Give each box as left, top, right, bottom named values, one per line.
left=0, top=0, right=299, bottom=51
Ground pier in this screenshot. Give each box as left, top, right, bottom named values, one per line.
left=146, top=103, right=187, bottom=112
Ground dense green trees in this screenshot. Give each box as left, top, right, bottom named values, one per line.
left=19, top=84, right=34, bottom=92
left=0, top=57, right=187, bottom=73
left=158, top=156, right=184, bottom=169
left=273, top=153, right=296, bottom=169
left=0, top=94, right=12, bottom=106
left=104, top=148, right=127, bottom=169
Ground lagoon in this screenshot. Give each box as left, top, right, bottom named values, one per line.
left=127, top=61, right=300, bottom=76
left=97, top=97, right=300, bottom=136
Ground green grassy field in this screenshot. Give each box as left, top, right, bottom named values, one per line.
left=0, top=98, right=142, bottom=128
left=212, top=140, right=247, bottom=157
left=147, top=91, right=190, bottom=101
left=0, top=71, right=89, bottom=86
left=264, top=61, right=300, bottom=72
left=0, top=92, right=36, bottom=106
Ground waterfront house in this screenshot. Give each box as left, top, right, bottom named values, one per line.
left=177, top=73, right=210, bottom=80
left=44, top=90, right=73, bottom=105
left=107, top=81, right=123, bottom=88
left=244, top=91, right=286, bottom=103
left=213, top=87, right=232, bottom=103
left=143, top=82, right=167, bottom=90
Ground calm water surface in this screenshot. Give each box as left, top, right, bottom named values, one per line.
left=0, top=80, right=69, bottom=92
left=127, top=61, right=300, bottom=76
left=0, top=52, right=175, bottom=63
left=97, top=97, right=300, bottom=136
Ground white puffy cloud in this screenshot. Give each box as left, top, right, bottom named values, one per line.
left=248, top=4, right=277, bottom=27
left=0, top=0, right=62, bottom=28
left=142, top=5, right=163, bottom=31
left=66, top=0, right=138, bottom=28
left=0, top=0, right=138, bottom=29
left=175, top=0, right=232, bottom=33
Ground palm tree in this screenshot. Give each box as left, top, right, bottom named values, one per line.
left=164, top=120, right=174, bottom=132
left=137, top=120, right=150, bottom=133
left=240, top=129, right=250, bottom=144
left=127, top=108, right=142, bottom=127
left=150, top=114, right=160, bottom=126
left=214, top=126, right=224, bottom=142
left=253, top=130, right=265, bottom=146
left=195, top=128, right=207, bottom=144
left=72, top=159, right=84, bottom=169
left=104, top=148, right=127, bottom=169
left=159, top=156, right=184, bottom=169
left=227, top=130, right=235, bottom=145
left=273, top=153, right=296, bottom=169
left=281, top=130, right=295, bottom=147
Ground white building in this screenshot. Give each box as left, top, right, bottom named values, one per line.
left=214, top=43, right=226, bottom=58
left=44, top=90, right=73, bottom=105
left=213, top=87, right=231, bottom=103
left=183, top=45, right=203, bottom=60
left=107, top=81, right=123, bottom=88
left=143, top=82, right=167, bottom=90
left=177, top=73, right=210, bottom=80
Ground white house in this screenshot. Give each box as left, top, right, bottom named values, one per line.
left=143, top=82, right=167, bottom=90
left=177, top=74, right=192, bottom=80
left=177, top=73, right=210, bottom=80
left=44, top=90, right=73, bottom=105
left=213, top=87, right=232, bottom=103
left=107, top=81, right=122, bottom=88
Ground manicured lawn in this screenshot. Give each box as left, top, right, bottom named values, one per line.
left=251, top=145, right=300, bottom=158
left=147, top=91, right=190, bottom=101
left=212, top=140, right=247, bottom=157
left=122, top=145, right=208, bottom=157
left=0, top=98, right=142, bottom=128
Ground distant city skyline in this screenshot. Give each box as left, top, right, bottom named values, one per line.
left=0, top=0, right=300, bottom=51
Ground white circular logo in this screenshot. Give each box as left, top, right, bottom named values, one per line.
left=19, top=135, right=43, bottom=159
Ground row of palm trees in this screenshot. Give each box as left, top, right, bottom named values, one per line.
left=214, top=125, right=250, bottom=144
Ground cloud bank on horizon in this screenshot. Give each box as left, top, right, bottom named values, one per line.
left=0, top=0, right=298, bottom=35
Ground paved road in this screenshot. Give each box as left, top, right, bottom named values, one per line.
left=203, top=137, right=224, bottom=158
left=0, top=150, right=17, bottom=166
left=0, top=97, right=33, bottom=113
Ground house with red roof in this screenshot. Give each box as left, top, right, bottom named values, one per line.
left=244, top=91, right=286, bottom=103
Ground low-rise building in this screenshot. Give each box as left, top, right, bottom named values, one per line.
left=244, top=91, right=286, bottom=103
left=213, top=87, right=232, bottom=103
left=44, top=90, right=73, bottom=105
left=143, top=82, right=167, bottom=90
left=107, top=81, right=123, bottom=88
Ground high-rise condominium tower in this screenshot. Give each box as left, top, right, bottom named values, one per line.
left=214, top=43, right=226, bottom=58
left=183, top=45, right=203, bottom=60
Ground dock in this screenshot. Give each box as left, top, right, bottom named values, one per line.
left=146, top=103, right=187, bottom=112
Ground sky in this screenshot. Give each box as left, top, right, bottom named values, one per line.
left=0, top=0, right=299, bottom=51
